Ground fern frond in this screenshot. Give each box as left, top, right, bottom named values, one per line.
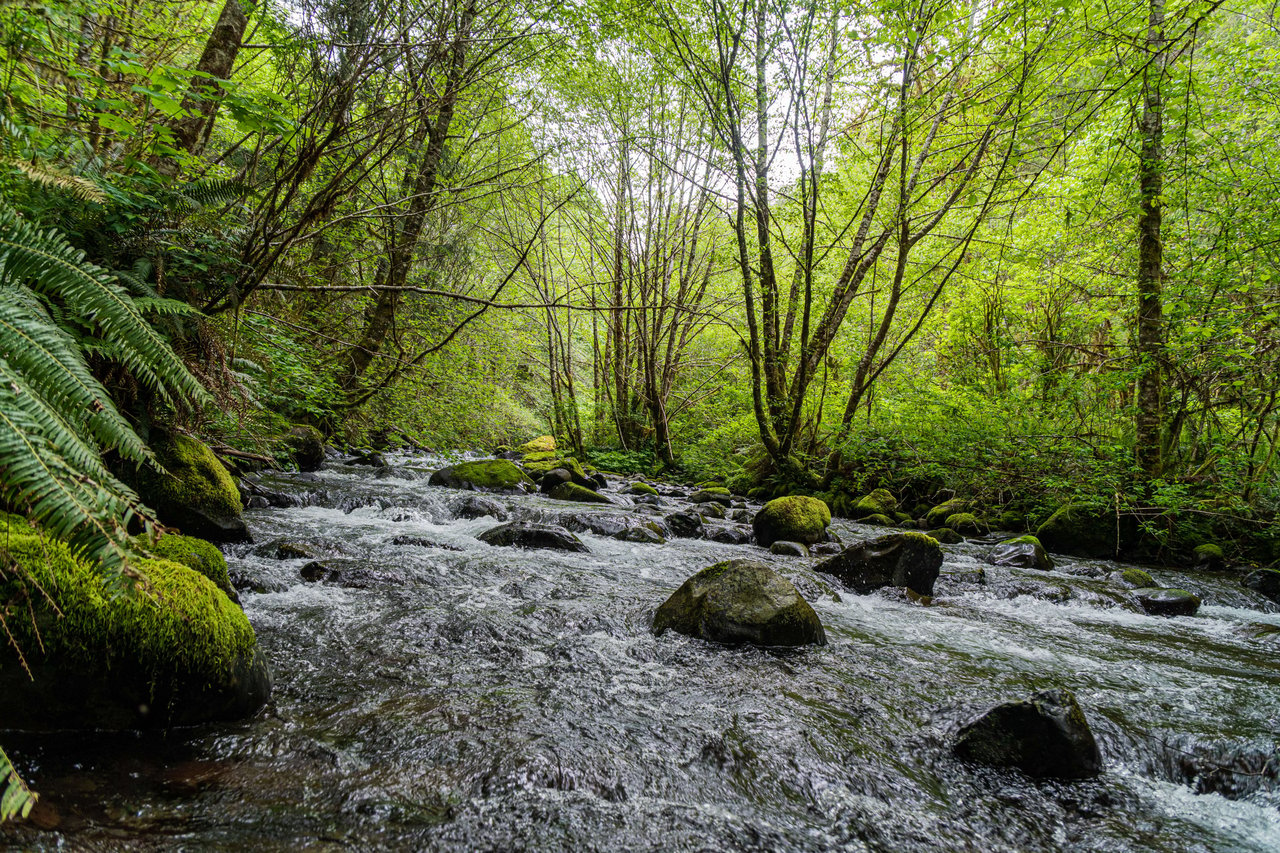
left=1, top=745, right=37, bottom=823
left=4, top=158, right=107, bottom=203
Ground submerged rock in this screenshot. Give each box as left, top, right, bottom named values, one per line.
left=390, top=535, right=463, bottom=551
left=622, top=526, right=666, bottom=544
left=478, top=522, right=588, bottom=552
left=987, top=535, right=1054, bottom=571
left=664, top=511, right=705, bottom=539
left=770, top=541, right=809, bottom=557
left=1242, top=568, right=1280, bottom=603
left=0, top=521, right=269, bottom=729
left=651, top=559, right=826, bottom=647
left=752, top=496, right=831, bottom=546
left=816, top=532, right=942, bottom=596
left=954, top=688, right=1102, bottom=779
left=1132, top=587, right=1201, bottom=617
left=132, top=430, right=250, bottom=542
left=430, top=459, right=533, bottom=493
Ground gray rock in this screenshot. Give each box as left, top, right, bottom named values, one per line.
left=665, top=511, right=705, bottom=539
left=816, top=532, right=942, bottom=596
left=477, top=522, right=589, bottom=552
left=954, top=688, right=1102, bottom=779
left=456, top=495, right=508, bottom=520
left=1132, top=587, right=1201, bottom=617
left=770, top=541, right=809, bottom=557
left=704, top=525, right=753, bottom=545
left=987, top=536, right=1054, bottom=571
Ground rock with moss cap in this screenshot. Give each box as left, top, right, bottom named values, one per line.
left=925, top=528, right=964, bottom=545
left=954, top=688, right=1102, bottom=779
left=945, top=512, right=986, bottom=536
left=851, top=488, right=897, bottom=520
left=519, top=435, right=557, bottom=454
left=862, top=513, right=895, bottom=527
left=987, top=535, right=1053, bottom=571
left=1110, top=567, right=1154, bottom=589
left=1132, top=587, right=1201, bottom=617
left=429, top=459, right=533, bottom=493
left=923, top=497, right=969, bottom=529
left=652, top=559, right=826, bottom=647
left=752, top=496, right=831, bottom=547
left=816, top=532, right=942, bottom=596
left=627, top=481, right=659, bottom=497
left=548, top=482, right=612, bottom=504
left=1193, top=543, right=1225, bottom=572
left=284, top=424, right=325, bottom=472
left=0, top=523, right=270, bottom=729
left=132, top=430, right=249, bottom=543
left=1035, top=502, right=1116, bottom=559
left=690, top=487, right=733, bottom=506
left=146, top=533, right=237, bottom=603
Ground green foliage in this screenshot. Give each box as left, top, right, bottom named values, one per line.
left=586, top=447, right=659, bottom=476
left=1, top=745, right=36, bottom=823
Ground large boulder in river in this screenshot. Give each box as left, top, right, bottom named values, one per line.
left=548, top=482, right=611, bottom=504
left=651, top=559, right=826, bottom=647
left=145, top=532, right=237, bottom=603
left=954, top=688, right=1102, bottom=779
left=1132, top=587, right=1201, bottom=617
left=429, top=459, right=533, bottom=493
left=987, top=535, right=1053, bottom=571
left=132, top=430, right=249, bottom=542
left=1242, top=568, right=1280, bottom=603
left=816, top=532, right=942, bottom=596
left=752, top=496, right=831, bottom=546
left=0, top=518, right=270, bottom=729
left=477, top=521, right=588, bottom=552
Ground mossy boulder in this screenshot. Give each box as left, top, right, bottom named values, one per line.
left=988, top=535, right=1053, bottom=571
left=1193, top=543, right=1225, bottom=571
left=477, top=521, right=588, bottom=552
left=627, top=481, right=659, bottom=496
left=954, top=688, right=1102, bottom=779
left=651, top=559, right=826, bottom=647
left=815, top=532, right=942, bottom=596
left=752, top=496, right=831, bottom=547
left=1132, top=587, right=1201, bottom=617
left=851, top=488, right=897, bottom=519
left=926, top=528, right=964, bottom=545
left=133, top=430, right=249, bottom=543
left=284, top=425, right=325, bottom=472
left=664, top=511, right=705, bottom=539
left=769, top=541, right=809, bottom=557
left=924, top=498, right=968, bottom=528
left=1111, top=568, right=1154, bottom=589
left=1035, top=503, right=1116, bottom=559
left=945, top=512, right=986, bottom=535
left=690, top=487, right=733, bottom=506
left=1243, top=568, right=1280, bottom=604
left=146, top=533, right=235, bottom=601
left=429, top=459, right=533, bottom=493
left=519, top=435, right=557, bottom=453
left=548, top=482, right=611, bottom=504
left=0, top=525, right=269, bottom=729
left=862, top=513, right=895, bottom=527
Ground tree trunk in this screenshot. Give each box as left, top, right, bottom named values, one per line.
left=1136, top=0, right=1166, bottom=479
left=167, top=0, right=249, bottom=164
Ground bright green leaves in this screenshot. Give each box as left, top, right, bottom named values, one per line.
left=0, top=746, right=36, bottom=823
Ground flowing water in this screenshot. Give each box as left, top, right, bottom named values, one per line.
left=4, top=452, right=1280, bottom=851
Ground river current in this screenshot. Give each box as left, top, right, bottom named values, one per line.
left=4, top=451, right=1279, bottom=850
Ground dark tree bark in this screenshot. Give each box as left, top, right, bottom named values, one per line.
left=1135, top=0, right=1166, bottom=479
left=168, top=0, right=249, bottom=163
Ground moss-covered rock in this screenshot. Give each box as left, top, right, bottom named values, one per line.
left=924, top=498, right=968, bottom=528
left=945, top=512, right=986, bottom=535
left=851, top=488, right=897, bottom=519
left=627, top=481, right=659, bottom=497
left=284, top=424, right=325, bottom=472
left=815, top=532, right=942, bottom=596
left=146, top=533, right=234, bottom=600
left=429, top=459, right=533, bottom=493
left=522, top=450, right=559, bottom=464
left=1035, top=503, right=1116, bottom=559
left=954, top=688, right=1102, bottom=779
left=1111, top=567, right=1154, bottom=589
left=477, top=521, right=588, bottom=552
left=548, top=482, right=611, bottom=504
left=862, top=513, right=895, bottom=527
left=519, top=435, right=557, bottom=453
left=1193, top=543, right=1225, bottom=571
left=925, top=528, right=964, bottom=545
left=996, top=510, right=1025, bottom=532
left=690, top=487, right=733, bottom=505
left=769, top=540, right=809, bottom=557
left=652, top=559, right=826, bottom=647
left=0, top=525, right=269, bottom=728
left=752, top=496, right=831, bottom=546
left=988, top=535, right=1053, bottom=571
left=1131, top=587, right=1201, bottom=617
left=133, top=430, right=249, bottom=543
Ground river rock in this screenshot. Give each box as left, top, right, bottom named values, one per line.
left=538, top=468, right=574, bottom=492
left=285, top=425, right=325, bottom=472
left=752, top=496, right=831, bottom=546
left=925, top=528, right=964, bottom=544
left=988, top=535, right=1054, bottom=571
left=519, top=435, right=556, bottom=453
left=549, top=482, right=611, bottom=504
left=348, top=450, right=387, bottom=467
left=627, top=481, right=659, bottom=496
left=430, top=459, right=533, bottom=493
left=456, top=495, right=508, bottom=520
left=945, top=512, right=986, bottom=535
left=851, top=488, right=897, bottom=519
left=704, top=525, right=753, bottom=545
left=1242, top=568, right=1280, bottom=603
left=665, top=511, right=705, bottom=538
left=815, top=532, right=942, bottom=596
left=699, top=503, right=727, bottom=520
left=146, top=533, right=237, bottom=603
left=1132, top=587, right=1201, bottom=617
left=770, top=541, right=809, bottom=557
left=623, top=526, right=666, bottom=544
left=1109, top=568, right=1154, bottom=589
left=130, top=430, right=250, bottom=542
left=810, top=542, right=843, bottom=556
left=559, top=513, right=630, bottom=538
left=478, top=522, right=589, bottom=552
left=923, top=497, right=968, bottom=528
left=953, top=688, right=1102, bottom=779
left=1036, top=502, right=1116, bottom=559
left=1193, top=543, right=1225, bottom=572
left=391, top=535, right=463, bottom=551
left=0, top=520, right=269, bottom=728
left=651, top=559, right=826, bottom=647
left=690, top=488, right=733, bottom=506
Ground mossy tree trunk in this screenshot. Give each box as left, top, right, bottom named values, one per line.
left=1135, top=0, right=1166, bottom=480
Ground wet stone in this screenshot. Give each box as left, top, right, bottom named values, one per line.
left=456, top=495, right=508, bottom=520
left=664, top=511, right=704, bottom=539
left=1132, top=587, right=1201, bottom=617
left=954, top=688, right=1102, bottom=779
left=477, top=522, right=589, bottom=552
left=769, top=541, right=809, bottom=557
left=704, top=525, right=753, bottom=545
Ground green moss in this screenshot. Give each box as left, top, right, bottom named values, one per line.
left=519, top=435, right=557, bottom=453
left=1003, top=535, right=1043, bottom=546
left=863, top=513, right=894, bottom=526
left=753, top=495, right=832, bottom=546
left=701, top=487, right=730, bottom=496
left=522, top=450, right=558, bottom=464
left=628, top=482, right=659, bottom=496
left=142, top=432, right=243, bottom=520
left=145, top=533, right=230, bottom=592
left=548, top=482, right=611, bottom=504
left=924, top=498, right=968, bottom=528
left=1120, top=568, right=1154, bottom=588
left=522, top=455, right=588, bottom=480
left=450, top=460, right=533, bottom=489
left=1194, top=543, right=1224, bottom=563
left=946, top=512, right=984, bottom=533
left=1, top=525, right=255, bottom=678
left=852, top=488, right=897, bottom=518
left=901, top=531, right=942, bottom=547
